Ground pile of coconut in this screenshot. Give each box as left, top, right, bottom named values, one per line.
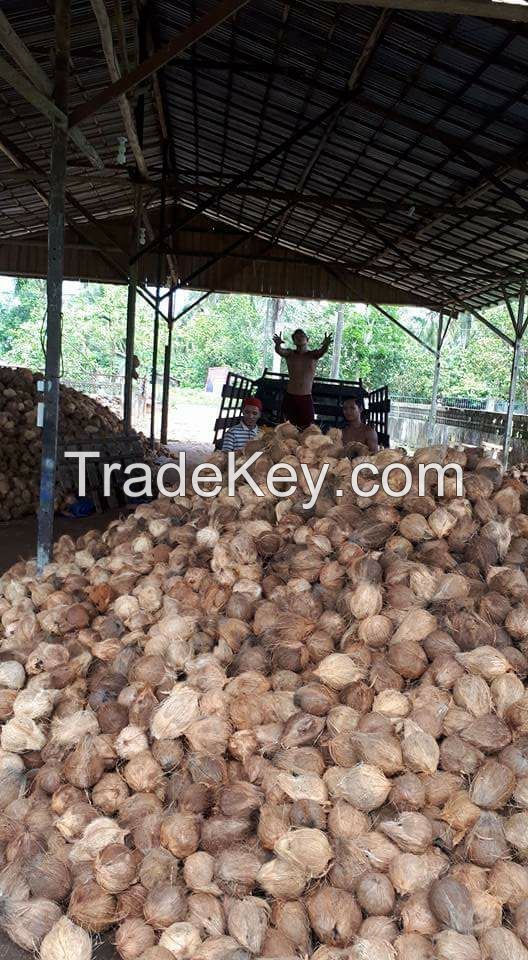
left=2, top=423, right=528, bottom=959
left=0, top=365, right=159, bottom=521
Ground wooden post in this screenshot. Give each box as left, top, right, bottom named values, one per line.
left=160, top=289, right=174, bottom=446
left=36, top=0, right=70, bottom=575
left=150, top=141, right=168, bottom=446
left=331, top=304, right=345, bottom=378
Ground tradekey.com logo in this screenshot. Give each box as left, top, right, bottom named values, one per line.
left=64, top=451, right=465, bottom=510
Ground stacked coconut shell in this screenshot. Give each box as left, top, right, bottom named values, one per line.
left=0, top=366, right=163, bottom=521
left=1, top=423, right=528, bottom=959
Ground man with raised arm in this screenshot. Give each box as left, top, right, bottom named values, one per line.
left=273, top=327, right=333, bottom=431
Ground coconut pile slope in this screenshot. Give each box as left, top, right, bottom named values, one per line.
left=2, top=424, right=528, bottom=959
left=0, top=366, right=159, bottom=521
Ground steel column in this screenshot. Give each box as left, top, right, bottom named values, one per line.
left=123, top=186, right=143, bottom=432
left=427, top=310, right=444, bottom=444
left=160, top=290, right=174, bottom=446
left=36, top=0, right=70, bottom=574
left=503, top=279, right=526, bottom=467
left=371, top=302, right=437, bottom=355
left=331, top=304, right=345, bottom=379
left=150, top=141, right=168, bottom=446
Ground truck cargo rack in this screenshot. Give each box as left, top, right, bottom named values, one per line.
left=214, top=369, right=390, bottom=450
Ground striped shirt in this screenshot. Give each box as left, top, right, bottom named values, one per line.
left=221, top=421, right=259, bottom=452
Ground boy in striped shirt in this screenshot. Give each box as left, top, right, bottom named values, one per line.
left=221, top=397, right=262, bottom=452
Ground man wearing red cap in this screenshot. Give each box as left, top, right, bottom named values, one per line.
left=221, top=396, right=263, bottom=452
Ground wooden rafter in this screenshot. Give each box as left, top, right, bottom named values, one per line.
left=0, top=8, right=104, bottom=168
left=89, top=0, right=148, bottom=179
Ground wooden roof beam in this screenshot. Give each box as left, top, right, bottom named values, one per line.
left=0, top=8, right=103, bottom=168
left=69, top=0, right=252, bottom=128
left=89, top=0, right=148, bottom=179
left=318, top=0, right=528, bottom=21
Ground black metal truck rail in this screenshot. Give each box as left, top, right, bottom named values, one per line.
left=213, top=369, right=390, bottom=450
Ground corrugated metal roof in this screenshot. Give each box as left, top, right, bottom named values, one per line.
left=2, top=0, right=528, bottom=308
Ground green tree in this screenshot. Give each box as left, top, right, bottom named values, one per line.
left=0, top=277, right=525, bottom=408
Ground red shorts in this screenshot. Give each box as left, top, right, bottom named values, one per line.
left=281, top=392, right=315, bottom=430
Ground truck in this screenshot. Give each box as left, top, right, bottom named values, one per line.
left=213, top=369, right=390, bottom=449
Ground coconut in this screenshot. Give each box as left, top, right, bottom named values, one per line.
left=324, top=764, right=391, bottom=811
left=480, top=927, right=528, bottom=960
left=271, top=900, right=310, bottom=953
left=226, top=896, right=269, bottom=954
left=428, top=877, right=474, bottom=934
left=389, top=851, right=448, bottom=896
left=400, top=890, right=439, bottom=935
left=433, top=930, right=481, bottom=960
left=348, top=937, right=397, bottom=960
left=355, top=871, right=395, bottom=915
left=115, top=919, right=155, bottom=960
left=187, top=893, right=225, bottom=938
left=380, top=813, right=433, bottom=853
left=306, top=883, right=362, bottom=947
left=488, top=861, right=528, bottom=909
left=68, top=881, right=117, bottom=932
left=256, top=858, right=307, bottom=898
left=214, top=846, right=262, bottom=897
left=466, top=812, right=509, bottom=867
left=402, top=721, right=439, bottom=774
left=150, top=686, right=200, bottom=740
left=469, top=760, right=515, bottom=809
left=40, top=917, right=92, bottom=960
left=94, top=844, right=138, bottom=893
left=389, top=772, right=426, bottom=811
left=504, top=811, right=528, bottom=857
left=456, top=646, right=511, bottom=680
left=394, top=932, right=434, bottom=960
left=514, top=901, right=528, bottom=947
left=158, top=923, right=202, bottom=959
left=313, top=654, right=366, bottom=689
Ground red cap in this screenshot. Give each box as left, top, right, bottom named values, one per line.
left=242, top=396, right=263, bottom=411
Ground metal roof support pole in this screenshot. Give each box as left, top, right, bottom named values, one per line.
left=160, top=289, right=174, bottom=446
left=124, top=186, right=143, bottom=433
left=370, top=303, right=436, bottom=355
left=503, top=278, right=526, bottom=468
left=331, top=304, right=345, bottom=379
left=135, top=78, right=386, bottom=265
left=36, top=0, right=70, bottom=575
left=427, top=310, right=444, bottom=444
left=457, top=303, right=514, bottom=348
left=150, top=141, right=168, bottom=447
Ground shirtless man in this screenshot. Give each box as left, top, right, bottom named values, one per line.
left=273, top=327, right=333, bottom=430
left=341, top=396, right=379, bottom=454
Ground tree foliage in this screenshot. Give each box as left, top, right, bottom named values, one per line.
left=0, top=278, right=524, bottom=405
